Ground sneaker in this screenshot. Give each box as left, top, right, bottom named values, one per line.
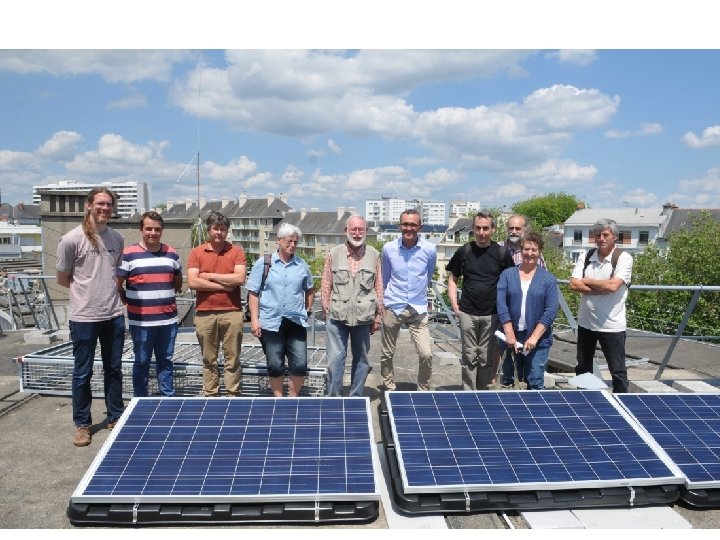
left=73, top=426, right=91, bottom=447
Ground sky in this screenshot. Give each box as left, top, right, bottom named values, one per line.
left=3, top=4, right=720, bottom=215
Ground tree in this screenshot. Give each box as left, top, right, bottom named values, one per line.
left=511, top=192, right=582, bottom=230
left=626, top=211, right=720, bottom=336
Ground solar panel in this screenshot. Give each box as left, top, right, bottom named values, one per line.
left=615, top=393, right=720, bottom=490
left=68, top=397, right=379, bottom=524
left=385, top=390, right=684, bottom=495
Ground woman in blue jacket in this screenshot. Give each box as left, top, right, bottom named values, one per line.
left=496, top=231, right=558, bottom=389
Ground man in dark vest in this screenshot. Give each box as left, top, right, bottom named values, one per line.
left=321, top=215, right=384, bottom=396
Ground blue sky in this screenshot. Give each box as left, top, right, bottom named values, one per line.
left=3, top=5, right=719, bottom=213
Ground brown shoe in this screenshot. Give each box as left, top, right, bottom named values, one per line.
left=73, top=426, right=91, bottom=447
left=107, top=421, right=116, bottom=431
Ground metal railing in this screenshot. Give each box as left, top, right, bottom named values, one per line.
left=431, top=279, right=720, bottom=380
left=4, top=273, right=718, bottom=381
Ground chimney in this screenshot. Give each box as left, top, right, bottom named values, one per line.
left=199, top=197, right=206, bottom=210
left=280, top=193, right=288, bottom=205
left=185, top=199, right=193, bottom=210
left=337, top=207, right=345, bottom=220
left=238, top=194, right=247, bottom=208
left=222, top=197, right=230, bottom=208
left=267, top=192, right=275, bottom=205
left=300, top=208, right=306, bottom=220
left=167, top=200, right=173, bottom=210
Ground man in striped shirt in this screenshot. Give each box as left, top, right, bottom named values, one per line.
left=117, top=211, right=183, bottom=397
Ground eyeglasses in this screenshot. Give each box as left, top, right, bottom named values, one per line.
left=400, top=222, right=420, bottom=228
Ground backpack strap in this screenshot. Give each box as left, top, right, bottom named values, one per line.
left=459, top=241, right=473, bottom=277
left=582, top=248, right=596, bottom=277
left=259, top=253, right=271, bottom=295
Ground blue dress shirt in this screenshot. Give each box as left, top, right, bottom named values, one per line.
left=246, top=251, right=314, bottom=332
left=382, top=237, right=437, bottom=315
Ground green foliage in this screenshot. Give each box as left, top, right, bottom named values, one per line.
left=512, top=192, right=581, bottom=229
left=625, top=211, right=720, bottom=337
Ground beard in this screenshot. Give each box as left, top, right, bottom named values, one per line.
left=347, top=233, right=365, bottom=248
left=507, top=234, right=521, bottom=245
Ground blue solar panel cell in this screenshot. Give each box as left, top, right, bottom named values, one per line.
left=616, top=393, right=720, bottom=489
left=72, top=397, right=379, bottom=504
left=386, top=390, right=684, bottom=494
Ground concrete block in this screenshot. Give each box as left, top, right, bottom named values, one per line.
left=628, top=380, right=678, bottom=393
left=433, top=351, right=459, bottom=366
left=523, top=509, right=583, bottom=529
left=671, top=380, right=720, bottom=393
left=22, top=331, right=58, bottom=346
left=570, top=506, right=691, bottom=529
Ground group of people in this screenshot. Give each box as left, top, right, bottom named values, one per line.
left=59, top=188, right=633, bottom=448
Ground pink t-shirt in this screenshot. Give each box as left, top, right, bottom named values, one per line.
left=56, top=225, right=124, bottom=322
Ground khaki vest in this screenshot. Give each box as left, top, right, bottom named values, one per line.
left=328, top=244, right=379, bottom=326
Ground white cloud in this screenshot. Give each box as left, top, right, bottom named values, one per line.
left=547, top=50, right=598, bottom=65
left=620, top=188, right=659, bottom=206
left=107, top=92, right=148, bottom=110
left=0, top=50, right=194, bottom=83
left=605, top=122, right=664, bottom=139
left=509, top=159, right=597, bottom=186
left=35, top=131, right=83, bottom=160
left=683, top=125, right=720, bottom=148
left=327, top=139, right=342, bottom=154
left=667, top=168, right=720, bottom=207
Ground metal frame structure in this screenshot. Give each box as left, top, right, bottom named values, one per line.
left=16, top=340, right=328, bottom=398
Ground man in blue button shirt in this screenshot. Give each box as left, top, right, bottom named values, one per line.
left=380, top=209, right=437, bottom=391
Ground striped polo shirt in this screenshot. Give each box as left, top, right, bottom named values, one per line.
left=117, top=243, right=182, bottom=327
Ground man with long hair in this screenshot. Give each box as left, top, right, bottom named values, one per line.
left=57, top=187, right=126, bottom=447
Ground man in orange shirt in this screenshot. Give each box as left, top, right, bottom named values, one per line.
left=188, top=211, right=247, bottom=396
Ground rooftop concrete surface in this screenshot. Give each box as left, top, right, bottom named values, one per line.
left=2, top=324, right=720, bottom=529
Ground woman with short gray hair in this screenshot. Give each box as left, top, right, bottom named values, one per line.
left=246, top=224, right=315, bottom=396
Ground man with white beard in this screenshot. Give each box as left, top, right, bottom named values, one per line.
left=321, top=215, right=384, bottom=396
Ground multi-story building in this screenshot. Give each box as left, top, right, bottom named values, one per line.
left=449, top=200, right=481, bottom=218
left=365, top=197, right=446, bottom=226
left=32, top=180, right=151, bottom=218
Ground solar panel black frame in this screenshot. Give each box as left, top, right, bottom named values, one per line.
left=615, top=392, right=720, bottom=507
left=68, top=397, right=380, bottom=525
left=381, top=390, right=684, bottom=514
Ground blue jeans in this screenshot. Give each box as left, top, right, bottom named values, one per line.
left=325, top=318, right=371, bottom=397
left=70, top=315, right=125, bottom=427
left=129, top=323, right=178, bottom=397
left=261, top=318, right=307, bottom=377
left=501, top=329, right=549, bottom=390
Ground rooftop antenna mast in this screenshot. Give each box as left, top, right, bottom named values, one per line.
left=189, top=67, right=206, bottom=247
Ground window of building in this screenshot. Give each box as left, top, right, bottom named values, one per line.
left=639, top=230, right=649, bottom=245
left=573, top=229, right=582, bottom=244
left=572, top=252, right=580, bottom=263
left=618, top=230, right=632, bottom=244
